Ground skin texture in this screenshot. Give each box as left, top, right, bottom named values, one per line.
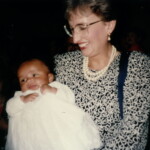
left=17, top=59, right=57, bottom=103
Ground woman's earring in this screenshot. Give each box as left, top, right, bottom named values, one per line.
left=108, top=33, right=111, bottom=41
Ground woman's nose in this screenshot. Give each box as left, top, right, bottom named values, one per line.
left=72, top=32, right=81, bottom=44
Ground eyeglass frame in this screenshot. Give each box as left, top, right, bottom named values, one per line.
left=64, top=20, right=103, bottom=37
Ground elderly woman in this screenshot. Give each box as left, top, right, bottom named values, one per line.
left=54, top=0, right=150, bottom=149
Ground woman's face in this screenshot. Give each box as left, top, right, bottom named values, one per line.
left=68, top=10, right=111, bottom=57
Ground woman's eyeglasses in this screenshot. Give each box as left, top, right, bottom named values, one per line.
left=64, top=20, right=102, bottom=37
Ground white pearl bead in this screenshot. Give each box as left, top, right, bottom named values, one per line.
left=83, top=45, right=117, bottom=82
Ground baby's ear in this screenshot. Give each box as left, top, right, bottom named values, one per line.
left=48, top=73, right=54, bottom=83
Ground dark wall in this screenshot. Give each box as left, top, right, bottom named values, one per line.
left=0, top=0, right=67, bottom=65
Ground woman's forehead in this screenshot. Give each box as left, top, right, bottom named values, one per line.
left=68, top=11, right=100, bottom=26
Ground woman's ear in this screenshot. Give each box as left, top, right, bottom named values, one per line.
left=48, top=73, right=54, bottom=83
left=107, top=20, right=116, bottom=34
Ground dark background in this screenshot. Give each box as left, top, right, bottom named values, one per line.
left=0, top=0, right=150, bottom=66
left=0, top=0, right=150, bottom=93
left=0, top=0, right=66, bottom=65
left=0, top=0, right=150, bottom=90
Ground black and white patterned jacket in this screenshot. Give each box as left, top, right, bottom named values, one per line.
left=54, top=50, right=150, bottom=150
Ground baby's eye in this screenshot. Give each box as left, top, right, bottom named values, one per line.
left=20, top=78, right=26, bottom=83
left=32, top=73, right=38, bottom=77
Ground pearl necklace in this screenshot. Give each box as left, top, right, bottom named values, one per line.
left=83, top=45, right=117, bottom=82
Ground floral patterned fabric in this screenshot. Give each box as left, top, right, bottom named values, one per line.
left=54, top=50, right=150, bottom=150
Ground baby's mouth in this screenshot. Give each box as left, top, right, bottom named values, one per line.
left=28, top=85, right=39, bottom=90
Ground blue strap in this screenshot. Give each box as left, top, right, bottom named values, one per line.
left=118, top=52, right=130, bottom=120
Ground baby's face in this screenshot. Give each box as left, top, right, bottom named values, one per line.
left=18, top=60, right=53, bottom=92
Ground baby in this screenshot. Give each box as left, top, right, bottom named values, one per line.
left=6, top=59, right=103, bottom=150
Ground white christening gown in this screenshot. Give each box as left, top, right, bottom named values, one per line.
left=6, top=81, right=103, bottom=150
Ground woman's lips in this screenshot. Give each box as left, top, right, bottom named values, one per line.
left=80, top=47, right=86, bottom=50
left=79, top=43, right=88, bottom=51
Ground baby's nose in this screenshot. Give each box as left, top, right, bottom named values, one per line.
left=27, top=77, right=34, bottom=82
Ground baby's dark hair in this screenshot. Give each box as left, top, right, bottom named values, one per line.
left=17, top=57, right=55, bottom=75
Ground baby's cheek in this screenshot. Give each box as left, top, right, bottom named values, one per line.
left=21, top=85, right=28, bottom=92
